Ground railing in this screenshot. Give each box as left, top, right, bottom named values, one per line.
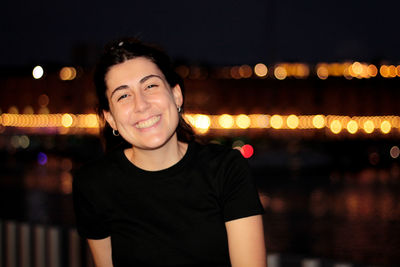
left=1, top=220, right=93, bottom=267
left=1, top=220, right=357, bottom=267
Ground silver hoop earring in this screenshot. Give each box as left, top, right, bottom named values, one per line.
left=112, top=129, right=120, bottom=136
left=177, top=106, right=182, bottom=113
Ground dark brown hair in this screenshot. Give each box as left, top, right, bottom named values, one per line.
left=94, top=37, right=194, bottom=151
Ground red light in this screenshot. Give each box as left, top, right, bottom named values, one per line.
left=240, top=144, right=254, bottom=158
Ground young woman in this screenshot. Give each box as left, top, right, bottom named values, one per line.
left=73, top=38, right=267, bottom=267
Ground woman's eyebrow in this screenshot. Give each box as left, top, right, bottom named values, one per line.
left=139, top=74, right=163, bottom=84
left=110, top=85, right=129, bottom=99
left=110, top=74, right=163, bottom=98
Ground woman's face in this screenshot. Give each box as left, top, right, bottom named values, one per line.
left=103, top=57, right=183, bottom=151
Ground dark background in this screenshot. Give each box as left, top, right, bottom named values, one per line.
left=1, top=0, right=399, bottom=67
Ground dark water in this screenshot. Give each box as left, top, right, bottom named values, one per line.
left=1, top=134, right=399, bottom=266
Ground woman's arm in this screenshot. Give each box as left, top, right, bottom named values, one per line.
left=87, top=237, right=114, bottom=267
left=225, top=215, right=267, bottom=267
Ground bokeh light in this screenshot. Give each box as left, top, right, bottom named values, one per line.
left=59, top=67, right=77, bottom=81
left=390, top=146, right=400, bottom=159
left=312, top=115, right=325, bottom=129
left=253, top=114, right=269, bottom=128
left=240, top=144, right=254, bottom=158
left=236, top=114, right=251, bottom=129
left=270, top=115, right=283, bottom=129
left=38, top=94, right=49, bottom=107
left=363, top=120, right=375, bottom=134
left=8, top=106, right=19, bottom=114
left=330, top=120, right=342, bottom=134
left=175, top=65, right=190, bottom=79
left=23, top=106, right=34, bottom=114
left=254, top=63, right=268, bottom=77
left=230, top=66, right=241, bottom=79
left=380, top=65, right=389, bottom=78
left=37, top=152, right=48, bottom=165
left=194, top=114, right=211, bottom=132
left=346, top=120, right=358, bottom=134
left=380, top=120, right=391, bottom=134
left=61, top=114, right=74, bottom=128
left=84, top=114, right=99, bottom=128
left=239, top=65, right=253, bottom=78
left=286, top=115, right=299, bottom=129
left=218, top=114, right=234, bottom=129
left=316, top=64, right=329, bottom=79
left=274, top=66, right=287, bottom=80
left=367, top=64, right=378, bottom=77
left=32, top=65, right=44, bottom=79
left=19, top=135, right=30, bottom=149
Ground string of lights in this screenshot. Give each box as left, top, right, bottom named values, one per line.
left=1, top=113, right=398, bottom=136
left=30, top=62, right=400, bottom=81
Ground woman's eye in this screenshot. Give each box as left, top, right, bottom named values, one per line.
left=146, top=84, right=158, bottom=89
left=117, top=94, right=128, bottom=101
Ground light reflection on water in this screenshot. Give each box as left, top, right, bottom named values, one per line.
left=1, top=135, right=400, bottom=266
left=257, top=166, right=400, bottom=266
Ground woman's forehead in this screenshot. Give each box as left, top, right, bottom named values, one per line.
left=105, top=57, right=165, bottom=87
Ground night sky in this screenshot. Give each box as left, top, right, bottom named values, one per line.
left=2, top=0, right=399, bottom=67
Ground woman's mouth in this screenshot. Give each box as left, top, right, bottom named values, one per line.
left=135, top=115, right=161, bottom=129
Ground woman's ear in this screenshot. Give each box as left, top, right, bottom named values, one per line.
left=172, top=84, right=183, bottom=108
left=103, top=110, right=117, bottom=130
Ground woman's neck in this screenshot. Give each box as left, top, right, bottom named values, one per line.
left=124, top=138, right=188, bottom=171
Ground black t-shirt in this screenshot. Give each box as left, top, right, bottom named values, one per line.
left=73, top=142, right=264, bottom=266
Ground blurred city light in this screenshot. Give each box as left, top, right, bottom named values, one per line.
left=270, top=115, right=283, bottom=129
left=193, top=114, right=211, bottom=133
left=230, top=66, right=241, bottom=79
left=390, top=146, right=400, bottom=159
left=347, top=120, right=359, bottom=134
left=274, top=65, right=287, bottom=80
left=32, top=65, right=44, bottom=79
left=316, top=64, right=329, bottom=79
left=286, top=115, right=299, bottom=129
left=218, top=114, right=234, bottom=129
left=59, top=67, right=77, bottom=81
left=380, top=120, right=391, bottom=134
left=0, top=113, right=399, bottom=137
left=312, top=115, right=325, bottom=129
left=239, top=65, right=253, bottom=78
left=252, top=114, right=269, bottom=128
left=23, top=106, right=34, bottom=114
left=19, top=135, right=30, bottom=149
left=254, top=63, right=268, bottom=77
left=330, top=120, right=342, bottom=134
left=84, top=114, right=99, bottom=128
left=175, top=65, right=190, bottom=79
left=240, top=144, right=254, bottom=158
left=8, top=106, right=19, bottom=114
left=367, top=64, right=378, bottom=77
left=61, top=114, right=74, bottom=128
left=236, top=114, right=251, bottom=129
left=363, top=120, right=375, bottom=133
left=37, top=152, right=48, bottom=165
left=38, top=94, right=50, bottom=107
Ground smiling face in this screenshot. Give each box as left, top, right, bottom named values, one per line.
left=103, top=57, right=183, bottom=151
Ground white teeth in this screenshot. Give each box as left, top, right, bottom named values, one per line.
left=135, top=115, right=161, bottom=129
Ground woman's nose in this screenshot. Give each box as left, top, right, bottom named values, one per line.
left=133, top=91, right=150, bottom=112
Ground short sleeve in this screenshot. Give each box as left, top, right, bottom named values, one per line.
left=72, top=170, right=111, bottom=239
left=221, top=149, right=264, bottom=222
